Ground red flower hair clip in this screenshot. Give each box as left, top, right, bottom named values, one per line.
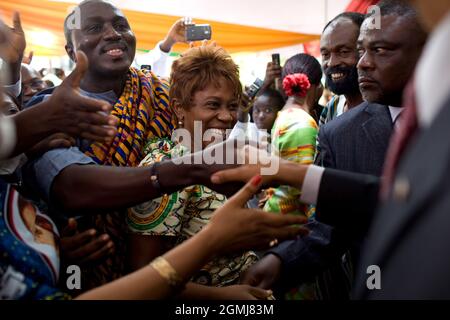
left=282, top=73, right=311, bottom=97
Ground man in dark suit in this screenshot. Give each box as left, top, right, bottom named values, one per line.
left=220, top=1, right=428, bottom=297
left=216, top=0, right=450, bottom=299
left=352, top=0, right=450, bottom=299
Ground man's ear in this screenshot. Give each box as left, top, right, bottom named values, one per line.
left=315, top=83, right=324, bottom=104
left=65, top=44, right=77, bottom=63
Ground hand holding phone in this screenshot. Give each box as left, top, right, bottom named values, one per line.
left=272, top=53, right=280, bottom=67
left=246, top=78, right=264, bottom=99
left=185, top=24, right=212, bottom=42
left=271, top=53, right=281, bottom=90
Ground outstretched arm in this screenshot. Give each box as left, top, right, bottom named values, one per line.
left=76, top=176, right=308, bottom=299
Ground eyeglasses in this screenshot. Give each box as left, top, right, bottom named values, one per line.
left=252, top=107, right=279, bottom=115
left=23, top=79, right=46, bottom=92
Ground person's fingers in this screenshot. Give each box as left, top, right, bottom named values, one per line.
left=248, top=286, right=272, bottom=300
left=265, top=225, right=310, bottom=242
left=182, top=16, right=193, bottom=26
left=73, top=104, right=117, bottom=126
left=46, top=132, right=76, bottom=143
left=227, top=175, right=262, bottom=207
left=258, top=211, right=308, bottom=227
left=211, top=167, right=251, bottom=184
left=60, top=218, right=78, bottom=237
left=12, top=12, right=23, bottom=33
left=71, top=89, right=113, bottom=113
left=75, top=122, right=117, bottom=140
left=46, top=137, right=75, bottom=150
left=65, top=50, right=88, bottom=89
left=69, top=234, right=111, bottom=261
left=79, top=240, right=114, bottom=264
left=26, top=51, right=33, bottom=63
left=239, top=269, right=262, bottom=287
left=63, top=228, right=98, bottom=251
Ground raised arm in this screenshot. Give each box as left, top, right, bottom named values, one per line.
left=6, top=51, right=117, bottom=157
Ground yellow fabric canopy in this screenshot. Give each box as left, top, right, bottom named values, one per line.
left=0, top=0, right=319, bottom=56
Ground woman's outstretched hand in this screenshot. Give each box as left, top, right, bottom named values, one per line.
left=204, top=175, right=309, bottom=255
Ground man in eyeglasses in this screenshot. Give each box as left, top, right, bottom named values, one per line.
left=20, top=63, right=48, bottom=106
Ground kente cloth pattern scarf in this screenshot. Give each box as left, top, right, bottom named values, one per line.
left=84, top=67, right=176, bottom=167
left=80, top=67, right=176, bottom=290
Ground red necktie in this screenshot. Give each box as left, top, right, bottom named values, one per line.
left=380, top=80, right=419, bottom=200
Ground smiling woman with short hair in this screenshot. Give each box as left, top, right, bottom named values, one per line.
left=126, top=44, right=265, bottom=300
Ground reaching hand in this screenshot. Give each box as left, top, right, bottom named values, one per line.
left=45, top=50, right=118, bottom=142
left=262, top=62, right=282, bottom=89
left=210, top=146, right=310, bottom=192
left=210, top=144, right=285, bottom=186
left=26, top=133, right=76, bottom=159
left=240, top=254, right=282, bottom=289
left=212, top=284, right=273, bottom=300
left=205, top=175, right=309, bottom=254
left=160, top=17, right=193, bottom=52
left=60, top=218, right=115, bottom=266
left=22, top=51, right=33, bottom=64
left=169, top=17, right=192, bottom=44
left=0, top=12, right=26, bottom=64
left=237, top=91, right=252, bottom=122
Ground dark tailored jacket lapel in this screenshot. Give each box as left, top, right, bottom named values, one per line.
left=317, top=102, right=393, bottom=176
left=361, top=103, right=394, bottom=161
left=354, top=96, right=450, bottom=299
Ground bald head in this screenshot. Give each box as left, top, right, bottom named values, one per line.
left=64, top=0, right=119, bottom=46
left=21, top=64, right=47, bottom=104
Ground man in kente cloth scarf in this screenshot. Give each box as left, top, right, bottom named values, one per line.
left=24, top=0, right=233, bottom=290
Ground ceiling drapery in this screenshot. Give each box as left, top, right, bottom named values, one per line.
left=0, top=0, right=320, bottom=56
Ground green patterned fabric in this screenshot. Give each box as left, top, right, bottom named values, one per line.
left=264, top=108, right=318, bottom=217
left=127, top=137, right=258, bottom=286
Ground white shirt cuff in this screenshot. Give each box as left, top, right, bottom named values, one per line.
left=3, top=78, right=22, bottom=98
left=0, top=116, right=17, bottom=159
left=156, top=40, right=171, bottom=56
left=300, top=164, right=325, bottom=205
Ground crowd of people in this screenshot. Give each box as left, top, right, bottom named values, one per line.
left=0, top=0, right=449, bottom=300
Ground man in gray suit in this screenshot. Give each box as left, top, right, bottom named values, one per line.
left=353, top=0, right=450, bottom=299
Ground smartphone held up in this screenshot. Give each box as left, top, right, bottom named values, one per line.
left=185, top=24, right=212, bottom=42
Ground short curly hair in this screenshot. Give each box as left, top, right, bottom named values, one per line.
left=169, top=45, right=242, bottom=109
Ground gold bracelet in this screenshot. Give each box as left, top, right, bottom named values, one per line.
left=150, top=256, right=184, bottom=291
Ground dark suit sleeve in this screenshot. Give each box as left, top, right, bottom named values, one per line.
left=315, top=168, right=380, bottom=235
left=315, top=125, right=335, bottom=168
left=268, top=220, right=350, bottom=289
left=266, top=170, right=380, bottom=289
